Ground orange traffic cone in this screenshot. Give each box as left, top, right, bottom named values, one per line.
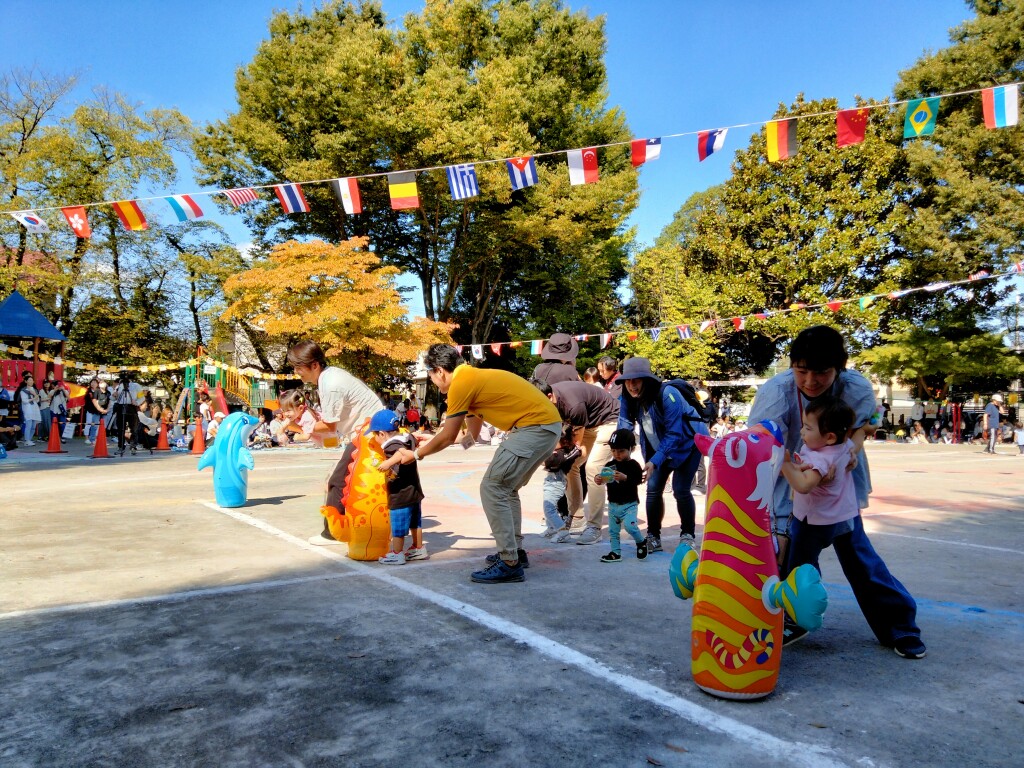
left=90, top=419, right=112, bottom=459
left=155, top=420, right=170, bottom=451
left=39, top=417, right=68, bottom=454
left=191, top=416, right=206, bottom=455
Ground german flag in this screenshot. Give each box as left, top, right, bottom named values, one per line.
left=766, top=118, right=798, bottom=163
left=111, top=200, right=148, bottom=231
left=388, top=171, right=419, bottom=210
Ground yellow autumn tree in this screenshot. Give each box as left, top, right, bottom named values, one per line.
left=222, top=238, right=452, bottom=381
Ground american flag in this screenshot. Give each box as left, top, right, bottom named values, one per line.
left=223, top=188, right=259, bottom=207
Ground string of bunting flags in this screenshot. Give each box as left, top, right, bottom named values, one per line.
left=4, top=83, right=1019, bottom=235
left=4, top=262, right=1019, bottom=374
left=449, top=262, right=1017, bottom=359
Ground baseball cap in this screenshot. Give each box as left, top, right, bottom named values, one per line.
left=607, top=428, right=636, bottom=450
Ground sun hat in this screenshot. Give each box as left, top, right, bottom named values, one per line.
left=616, top=357, right=662, bottom=383
left=368, top=409, right=400, bottom=433
left=214, top=411, right=226, bottom=419
left=540, top=333, right=579, bottom=362
left=992, top=394, right=1003, bottom=403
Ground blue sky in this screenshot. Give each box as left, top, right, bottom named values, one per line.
left=1, top=0, right=975, bottom=315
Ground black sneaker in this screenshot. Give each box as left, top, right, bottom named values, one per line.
left=599, top=551, right=622, bottom=563
left=646, top=534, right=662, bottom=553
left=782, top=620, right=808, bottom=647
left=485, top=549, right=529, bottom=568
left=893, top=637, right=927, bottom=659
left=471, top=559, right=526, bottom=584
left=636, top=540, right=648, bottom=560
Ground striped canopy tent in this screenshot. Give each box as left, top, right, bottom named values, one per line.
left=0, top=290, right=66, bottom=391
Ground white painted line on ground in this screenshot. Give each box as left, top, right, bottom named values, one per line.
left=866, top=529, right=1024, bottom=556
left=0, top=571, right=361, bottom=621
left=194, top=501, right=850, bottom=768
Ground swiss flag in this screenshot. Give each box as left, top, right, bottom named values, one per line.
left=61, top=206, right=91, bottom=238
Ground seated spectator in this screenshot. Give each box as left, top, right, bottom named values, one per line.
left=206, top=411, right=226, bottom=444
left=909, top=422, right=928, bottom=444
left=269, top=410, right=290, bottom=446
left=135, top=406, right=160, bottom=452
left=249, top=413, right=274, bottom=449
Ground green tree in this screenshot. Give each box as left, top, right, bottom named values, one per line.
left=196, top=0, right=638, bottom=343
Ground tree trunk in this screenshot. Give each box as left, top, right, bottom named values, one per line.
left=56, top=237, right=89, bottom=335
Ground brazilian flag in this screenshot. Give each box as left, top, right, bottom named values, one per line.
left=904, top=97, right=941, bottom=138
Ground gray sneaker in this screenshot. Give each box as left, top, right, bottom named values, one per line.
left=551, top=528, right=574, bottom=544
left=679, top=533, right=697, bottom=549
left=645, top=534, right=663, bottom=553
left=576, top=525, right=602, bottom=545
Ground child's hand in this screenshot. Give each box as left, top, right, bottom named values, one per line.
left=612, top=470, right=627, bottom=482
left=593, top=474, right=606, bottom=486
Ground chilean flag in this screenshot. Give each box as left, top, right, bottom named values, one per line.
left=697, top=128, right=728, bottom=162
left=631, top=138, right=661, bottom=167
left=274, top=183, right=310, bottom=214
left=566, top=148, right=599, bottom=185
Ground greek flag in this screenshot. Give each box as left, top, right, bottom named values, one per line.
left=446, top=163, right=479, bottom=201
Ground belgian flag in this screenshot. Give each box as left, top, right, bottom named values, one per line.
left=388, top=171, right=420, bottom=210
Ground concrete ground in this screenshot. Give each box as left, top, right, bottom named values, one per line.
left=1, top=437, right=1022, bottom=767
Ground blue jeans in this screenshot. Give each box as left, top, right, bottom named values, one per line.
left=607, top=501, right=643, bottom=554
left=542, top=471, right=567, bottom=530
left=86, top=412, right=102, bottom=441
left=644, top=448, right=700, bottom=539
left=787, top=514, right=921, bottom=646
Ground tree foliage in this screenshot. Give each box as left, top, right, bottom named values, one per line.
left=196, top=0, right=638, bottom=343
left=221, top=238, right=453, bottom=383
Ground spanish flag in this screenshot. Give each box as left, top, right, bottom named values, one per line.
left=112, top=200, right=148, bottom=231
left=388, top=171, right=419, bottom=210
left=766, top=118, right=798, bottom=162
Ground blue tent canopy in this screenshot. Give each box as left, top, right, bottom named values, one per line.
left=0, top=290, right=65, bottom=342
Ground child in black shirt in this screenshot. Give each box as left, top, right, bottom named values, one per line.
left=370, top=409, right=427, bottom=565
left=541, top=426, right=582, bottom=537
left=594, top=428, right=646, bottom=562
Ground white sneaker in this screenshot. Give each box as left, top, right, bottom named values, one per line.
left=24, top=441, right=35, bottom=447
left=85, top=440, right=94, bottom=446
left=307, top=533, right=341, bottom=546
left=405, top=546, right=429, bottom=561
left=542, top=525, right=561, bottom=538
left=551, top=528, right=574, bottom=543
left=379, top=550, right=406, bottom=565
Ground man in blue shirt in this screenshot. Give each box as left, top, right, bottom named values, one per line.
left=983, top=394, right=1003, bottom=454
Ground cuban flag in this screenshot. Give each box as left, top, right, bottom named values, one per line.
left=274, top=183, right=310, bottom=214
left=164, top=194, right=204, bottom=222
left=676, top=324, right=692, bottom=340
left=446, top=164, right=479, bottom=201
left=982, top=85, right=1019, bottom=129
left=506, top=156, right=538, bottom=191
left=9, top=211, right=48, bottom=233
left=697, top=128, right=728, bottom=162
left=631, top=138, right=661, bottom=167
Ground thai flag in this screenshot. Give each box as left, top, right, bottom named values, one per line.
left=982, top=85, right=1019, bottom=129
left=446, top=164, right=479, bottom=201
left=274, top=183, right=310, bottom=214
left=697, top=128, right=728, bottom=162
left=631, top=138, right=661, bottom=167
left=165, top=194, right=204, bottom=222
left=507, top=156, right=538, bottom=190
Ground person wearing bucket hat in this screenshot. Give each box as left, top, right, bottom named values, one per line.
left=983, top=393, right=1004, bottom=454
left=531, top=332, right=581, bottom=385
left=617, top=357, right=709, bottom=553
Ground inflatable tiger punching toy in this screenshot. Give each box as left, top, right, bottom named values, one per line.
left=319, top=419, right=391, bottom=561
left=668, top=420, right=828, bottom=700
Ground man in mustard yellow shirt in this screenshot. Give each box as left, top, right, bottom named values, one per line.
left=404, top=344, right=561, bottom=583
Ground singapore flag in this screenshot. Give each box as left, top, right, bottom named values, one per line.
left=566, top=147, right=599, bottom=185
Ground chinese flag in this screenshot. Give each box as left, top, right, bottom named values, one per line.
left=61, top=206, right=92, bottom=238
left=837, top=109, right=869, bottom=147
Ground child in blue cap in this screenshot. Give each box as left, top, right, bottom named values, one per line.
left=369, top=409, right=427, bottom=564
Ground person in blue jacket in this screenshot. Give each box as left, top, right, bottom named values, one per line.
left=617, top=357, right=709, bottom=553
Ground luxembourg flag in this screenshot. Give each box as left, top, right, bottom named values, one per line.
left=981, top=85, right=1019, bottom=129
left=274, top=183, right=310, bottom=214
left=164, top=194, right=204, bottom=222
left=631, top=138, right=661, bottom=167
left=697, top=128, right=728, bottom=162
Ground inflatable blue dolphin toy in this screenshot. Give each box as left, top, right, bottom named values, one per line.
left=198, top=411, right=258, bottom=508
